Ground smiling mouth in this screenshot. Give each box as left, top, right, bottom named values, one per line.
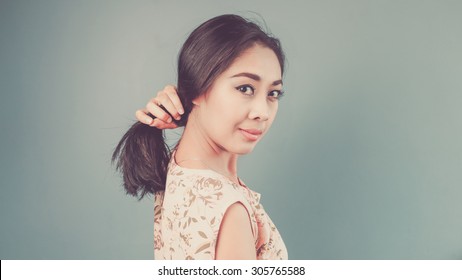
left=239, top=128, right=263, bottom=141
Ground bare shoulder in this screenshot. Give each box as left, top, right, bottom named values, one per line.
left=215, top=202, right=256, bottom=260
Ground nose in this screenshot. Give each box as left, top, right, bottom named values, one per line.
left=248, top=96, right=270, bottom=121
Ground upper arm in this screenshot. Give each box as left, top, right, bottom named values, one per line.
left=215, top=202, right=256, bottom=260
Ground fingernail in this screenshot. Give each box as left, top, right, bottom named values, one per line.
left=146, top=117, right=152, bottom=124
left=175, top=115, right=181, bottom=120
left=178, top=108, right=184, bottom=115
left=167, top=117, right=172, bottom=123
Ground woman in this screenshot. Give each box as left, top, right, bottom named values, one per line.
left=113, top=14, right=288, bottom=260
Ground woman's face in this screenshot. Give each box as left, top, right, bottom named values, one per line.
left=193, top=44, right=283, bottom=155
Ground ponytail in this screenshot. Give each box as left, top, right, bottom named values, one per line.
left=112, top=116, right=171, bottom=199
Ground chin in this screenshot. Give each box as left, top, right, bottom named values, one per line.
left=231, top=144, right=257, bottom=155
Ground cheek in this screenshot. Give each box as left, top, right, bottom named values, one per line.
left=271, top=101, right=279, bottom=116
left=201, top=96, right=239, bottom=136
left=211, top=106, right=243, bottom=133
left=260, top=102, right=278, bottom=135
left=268, top=102, right=279, bottom=123
left=207, top=93, right=245, bottom=124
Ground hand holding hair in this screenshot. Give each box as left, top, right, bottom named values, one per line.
left=135, top=85, right=184, bottom=129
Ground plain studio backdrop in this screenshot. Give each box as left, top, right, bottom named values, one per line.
left=1, top=0, right=461, bottom=259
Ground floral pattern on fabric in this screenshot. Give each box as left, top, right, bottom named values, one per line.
left=154, top=152, right=288, bottom=260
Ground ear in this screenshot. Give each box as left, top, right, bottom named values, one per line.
left=192, top=94, right=205, bottom=106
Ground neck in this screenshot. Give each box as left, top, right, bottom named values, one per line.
left=175, top=111, right=239, bottom=184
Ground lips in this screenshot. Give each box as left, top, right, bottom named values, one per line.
left=239, top=128, right=263, bottom=141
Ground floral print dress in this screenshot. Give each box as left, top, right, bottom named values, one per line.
left=154, top=151, right=288, bottom=260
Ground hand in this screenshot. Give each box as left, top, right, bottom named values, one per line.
left=135, top=85, right=184, bottom=129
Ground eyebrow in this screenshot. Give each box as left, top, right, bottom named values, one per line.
left=231, top=72, right=283, bottom=86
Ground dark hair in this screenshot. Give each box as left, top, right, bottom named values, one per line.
left=112, top=14, right=285, bottom=199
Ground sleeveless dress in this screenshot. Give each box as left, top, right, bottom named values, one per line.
left=154, top=151, right=288, bottom=260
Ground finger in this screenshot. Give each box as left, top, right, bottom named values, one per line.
left=164, top=85, right=184, bottom=115
left=156, top=93, right=181, bottom=121
left=146, top=100, right=173, bottom=123
left=135, top=109, right=153, bottom=125
left=150, top=118, right=178, bottom=129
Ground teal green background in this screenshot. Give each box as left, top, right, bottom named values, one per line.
left=1, top=0, right=461, bottom=259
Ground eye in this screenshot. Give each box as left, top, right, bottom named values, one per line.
left=268, top=90, right=285, bottom=100
left=236, top=85, right=255, bottom=96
